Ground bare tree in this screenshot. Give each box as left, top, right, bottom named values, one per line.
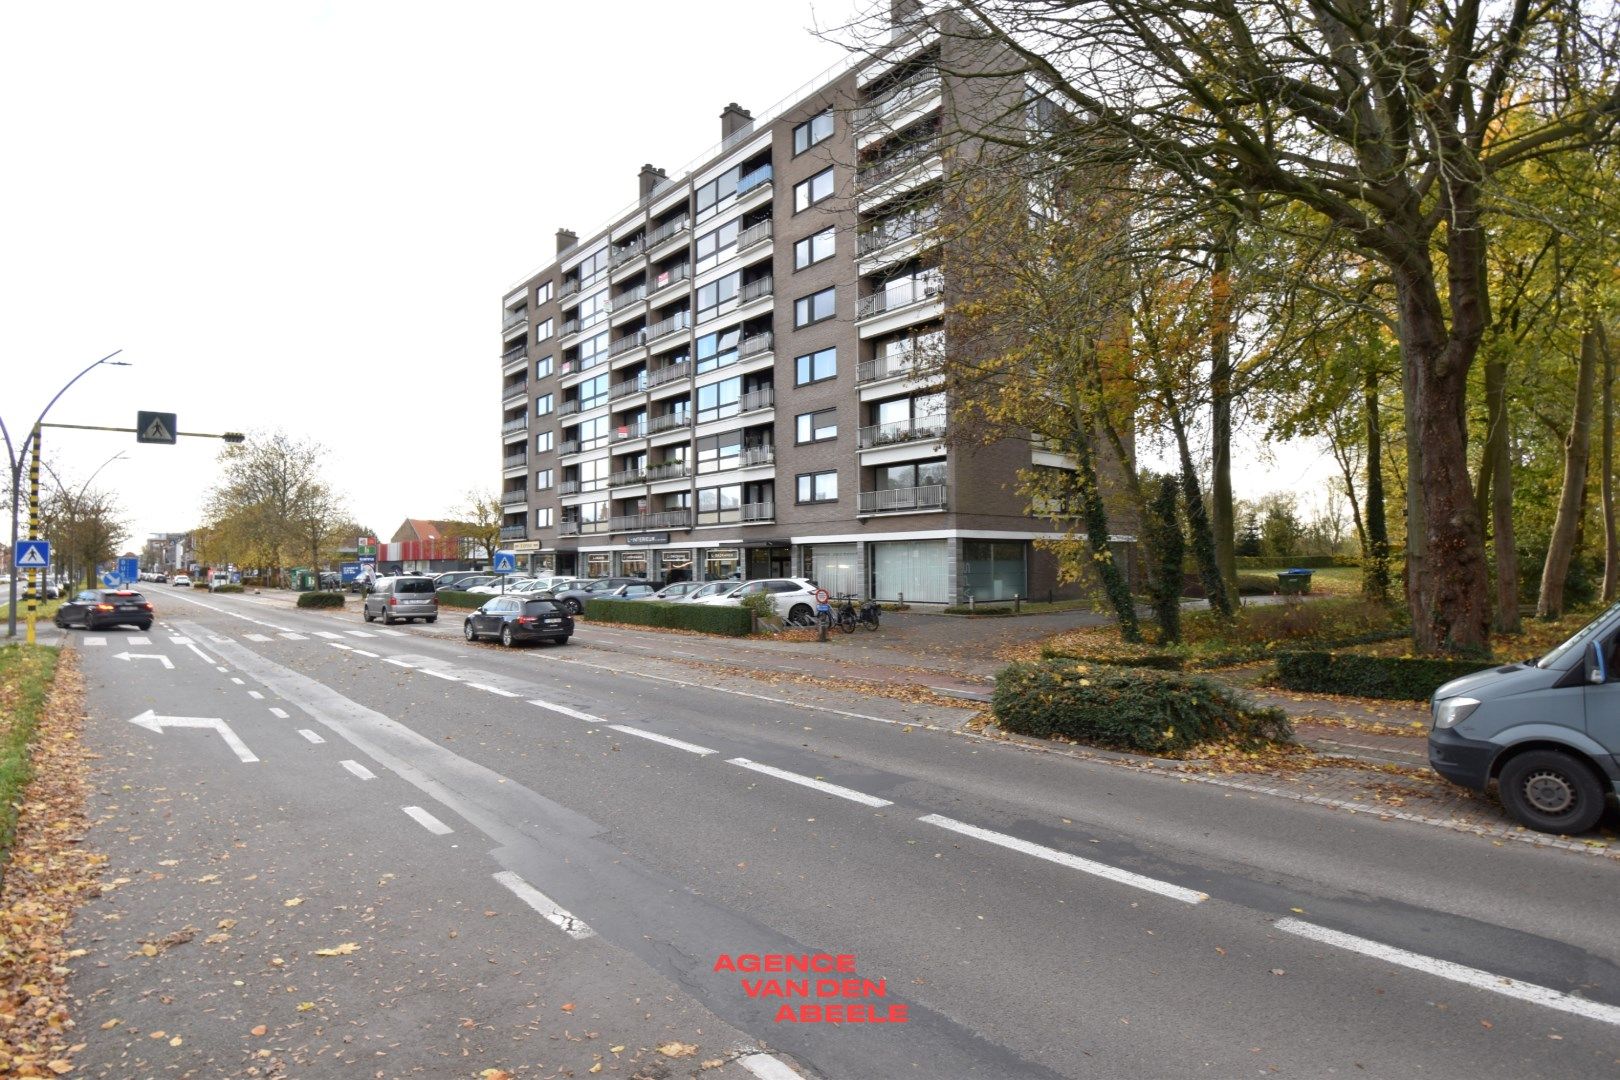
left=451, top=490, right=504, bottom=566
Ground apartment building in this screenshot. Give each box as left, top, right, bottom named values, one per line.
left=495, top=13, right=1134, bottom=605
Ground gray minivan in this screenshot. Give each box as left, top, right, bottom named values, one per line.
left=362, top=575, right=439, bottom=625
left=1429, top=601, right=1620, bottom=833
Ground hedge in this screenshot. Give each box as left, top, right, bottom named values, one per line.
left=586, top=598, right=752, bottom=636
left=296, top=591, right=345, bottom=609
left=941, top=604, right=1014, bottom=616
left=436, top=590, right=488, bottom=609
left=994, top=660, right=1293, bottom=754
left=211, top=584, right=244, bottom=594
left=191, top=580, right=209, bottom=588
left=1234, top=554, right=1359, bottom=569
left=1272, top=651, right=1498, bottom=700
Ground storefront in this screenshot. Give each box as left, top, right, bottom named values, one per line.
left=583, top=552, right=613, bottom=577
left=868, top=539, right=949, bottom=603
left=617, top=550, right=651, bottom=579
left=744, top=541, right=791, bottom=579
left=960, top=540, right=1026, bottom=601
left=703, top=547, right=742, bottom=582
left=658, top=549, right=695, bottom=583
left=804, top=543, right=859, bottom=597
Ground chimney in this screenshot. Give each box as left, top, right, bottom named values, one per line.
left=720, top=102, right=753, bottom=139
left=638, top=164, right=667, bottom=198
left=555, top=228, right=578, bottom=256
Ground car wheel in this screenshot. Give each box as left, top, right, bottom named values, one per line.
left=381, top=609, right=395, bottom=625
left=464, top=621, right=478, bottom=642
left=52, top=615, right=66, bottom=628
left=363, top=607, right=374, bottom=623
left=426, top=616, right=437, bottom=624
left=500, top=625, right=516, bottom=648
left=554, top=636, right=570, bottom=646
left=1497, top=750, right=1606, bottom=834
left=564, top=598, right=582, bottom=616
left=789, top=604, right=812, bottom=624
left=138, top=622, right=152, bottom=631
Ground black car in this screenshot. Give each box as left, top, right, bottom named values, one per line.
left=54, top=588, right=154, bottom=631
left=463, top=596, right=574, bottom=647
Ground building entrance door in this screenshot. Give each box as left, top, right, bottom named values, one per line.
left=746, top=546, right=791, bottom=578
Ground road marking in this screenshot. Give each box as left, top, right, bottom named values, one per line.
left=313, top=631, right=343, bottom=639
left=918, top=814, right=1208, bottom=905
left=299, top=729, right=325, bottom=744
left=346, top=630, right=376, bottom=638
left=247, top=690, right=264, bottom=700
left=422, top=669, right=460, bottom=681
left=352, top=649, right=379, bottom=658
left=128, top=635, right=150, bottom=645
left=384, top=658, right=416, bottom=668
left=492, top=871, right=595, bottom=940
left=340, top=759, right=376, bottom=780
left=738, top=1053, right=802, bottom=1080
left=215, top=665, right=229, bottom=673
left=269, top=707, right=289, bottom=719
left=128, top=709, right=258, bottom=764
left=83, top=637, right=105, bottom=647
left=528, top=698, right=601, bottom=722
left=328, top=642, right=354, bottom=651
left=402, top=805, right=454, bottom=835
left=608, top=725, right=716, bottom=756
left=1274, top=918, right=1620, bottom=1026
left=279, top=632, right=308, bottom=641
left=113, top=651, right=174, bottom=669
left=231, top=676, right=245, bottom=685
left=469, top=683, right=519, bottom=697
left=244, top=633, right=272, bottom=642
left=155, top=589, right=292, bottom=631
left=207, top=636, right=232, bottom=644
left=727, top=758, right=892, bottom=808
left=170, top=638, right=216, bottom=665
left=374, top=627, right=406, bottom=636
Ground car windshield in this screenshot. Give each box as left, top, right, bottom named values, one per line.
left=1539, top=598, right=1620, bottom=667
left=395, top=579, right=435, bottom=593
left=523, top=599, right=565, bottom=614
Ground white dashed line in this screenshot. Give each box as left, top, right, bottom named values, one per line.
left=215, top=665, right=229, bottom=673
left=738, top=1053, right=803, bottom=1080
left=422, top=669, right=460, bottom=681
left=328, top=642, right=354, bottom=651
left=128, top=636, right=150, bottom=645
left=243, top=633, right=272, bottom=642
left=492, top=871, right=595, bottom=940
left=918, top=814, right=1208, bottom=905
left=279, top=632, right=307, bottom=641
left=230, top=677, right=245, bottom=685
left=469, top=683, right=519, bottom=697
left=1275, top=918, right=1620, bottom=1026
left=402, top=805, right=454, bottom=835
left=340, top=759, right=376, bottom=780
left=374, top=628, right=406, bottom=637
left=83, top=637, right=105, bottom=647
left=352, top=649, right=379, bottom=658
left=608, top=725, right=716, bottom=756
left=346, top=630, right=376, bottom=638
left=384, top=658, right=416, bottom=668
left=527, top=698, right=601, bottom=722
left=247, top=690, right=264, bottom=700
left=299, top=729, right=325, bottom=744
left=727, top=758, right=893, bottom=808
left=313, top=631, right=342, bottom=640
left=207, top=636, right=232, bottom=644
left=268, top=707, right=289, bottom=719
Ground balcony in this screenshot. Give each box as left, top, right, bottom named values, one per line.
left=560, top=439, right=582, bottom=455
left=646, top=460, right=690, bottom=482
left=611, top=509, right=692, bottom=532
left=502, top=382, right=528, bottom=406
left=856, top=73, right=943, bottom=133
left=501, top=416, right=529, bottom=435
left=858, top=138, right=941, bottom=189
left=502, top=452, right=528, bottom=470
left=859, top=412, right=946, bottom=449
left=741, top=500, right=775, bottom=523
left=738, top=445, right=775, bottom=468
left=500, top=344, right=527, bottom=367
left=611, top=372, right=649, bottom=399
left=609, top=467, right=647, bottom=488
left=739, top=385, right=775, bottom=413
left=500, top=525, right=529, bottom=540
left=857, top=273, right=944, bottom=320
left=736, top=164, right=773, bottom=197
left=559, top=479, right=581, bottom=495
left=857, top=483, right=948, bottom=515
left=561, top=317, right=582, bottom=337
left=614, top=419, right=649, bottom=441
left=502, top=308, right=529, bottom=332
left=648, top=411, right=693, bottom=434
left=646, top=216, right=690, bottom=250
left=739, top=274, right=774, bottom=304
left=858, top=209, right=939, bottom=257
left=500, top=490, right=527, bottom=506
left=648, top=263, right=691, bottom=299
left=739, top=331, right=773, bottom=359
left=610, top=237, right=645, bottom=268
left=559, top=520, right=583, bottom=536
left=737, top=220, right=773, bottom=252
left=558, top=398, right=582, bottom=417
left=610, top=331, right=649, bottom=358
left=647, top=361, right=690, bottom=388
left=560, top=278, right=581, bottom=299
left=647, top=310, right=691, bottom=342
left=612, top=283, right=647, bottom=309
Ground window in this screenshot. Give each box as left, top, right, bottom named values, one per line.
left=697, top=377, right=741, bottom=423
left=697, top=485, right=743, bottom=525
left=695, top=220, right=740, bottom=274
left=696, top=431, right=742, bottom=474
left=794, top=227, right=835, bottom=270
left=579, top=415, right=609, bottom=451
left=579, top=373, right=610, bottom=411
left=796, top=471, right=838, bottom=504
left=535, top=281, right=553, bottom=305
left=795, top=408, right=837, bottom=443
left=535, top=430, right=554, bottom=453
left=534, top=355, right=553, bottom=379
left=876, top=459, right=946, bottom=489
left=535, top=469, right=553, bottom=490
left=534, top=507, right=554, bottom=529
left=794, top=288, right=836, bottom=327
left=696, top=165, right=742, bottom=222
left=576, top=248, right=609, bottom=288
left=535, top=393, right=554, bottom=416
left=696, top=327, right=741, bottom=374
left=794, top=110, right=834, bottom=154
left=579, top=288, right=611, bottom=329
left=793, top=167, right=834, bottom=212
left=578, top=331, right=610, bottom=370
left=535, top=317, right=554, bottom=341
left=696, top=272, right=740, bottom=322
left=579, top=458, right=610, bottom=493
left=794, top=347, right=837, bottom=385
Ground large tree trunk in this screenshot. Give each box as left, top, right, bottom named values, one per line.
left=1209, top=226, right=1238, bottom=597
left=1362, top=365, right=1390, bottom=604
left=1603, top=325, right=1617, bottom=602
left=1166, top=403, right=1232, bottom=619
left=1484, top=357, right=1520, bottom=631
left=1537, top=327, right=1600, bottom=620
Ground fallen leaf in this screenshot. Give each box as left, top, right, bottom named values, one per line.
left=609, top=1045, right=625, bottom=1054
left=1481, top=1019, right=1494, bottom=1030
left=590, top=1065, right=603, bottom=1075
left=296, top=1002, right=315, bottom=1012
left=560, top=1002, right=575, bottom=1013
left=251, top=1025, right=268, bottom=1036
left=1270, top=968, right=1286, bottom=976
left=658, top=1042, right=699, bottom=1058
left=139, top=944, right=158, bottom=957
left=48, top=1061, right=73, bottom=1076
left=313, top=942, right=358, bottom=957
left=283, top=897, right=303, bottom=908
left=100, top=1019, right=121, bottom=1030
left=480, top=1070, right=513, bottom=1080
left=169, top=1036, right=183, bottom=1047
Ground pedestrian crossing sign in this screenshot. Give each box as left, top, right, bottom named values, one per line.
left=14, top=540, right=50, bottom=569
left=492, top=551, right=516, bottom=574
left=136, top=410, right=178, bottom=445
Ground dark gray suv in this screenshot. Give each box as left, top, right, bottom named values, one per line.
left=362, top=575, right=439, bottom=624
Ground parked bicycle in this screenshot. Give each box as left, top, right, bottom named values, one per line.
left=833, top=594, right=882, bottom=632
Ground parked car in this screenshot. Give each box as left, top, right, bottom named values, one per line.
left=466, top=575, right=535, bottom=595
left=602, top=582, right=660, bottom=600
left=441, top=574, right=496, bottom=593
left=53, top=588, right=154, bottom=630
left=697, top=577, right=821, bottom=622
left=463, top=595, right=574, bottom=647
left=362, top=575, right=439, bottom=624
left=433, top=571, right=485, bottom=591
left=677, top=580, right=742, bottom=603
left=545, top=577, right=650, bottom=615
left=316, top=571, right=340, bottom=591
left=651, top=580, right=706, bottom=601
left=1428, top=600, right=1620, bottom=834
left=172, top=574, right=192, bottom=587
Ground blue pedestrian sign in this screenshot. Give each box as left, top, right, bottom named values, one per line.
left=118, top=556, right=139, bottom=586
left=492, top=551, right=517, bottom=575
left=14, top=540, right=50, bottom=570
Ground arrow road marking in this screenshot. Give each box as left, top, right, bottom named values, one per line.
left=127, top=709, right=257, bottom=763
left=113, top=651, right=174, bottom=669
left=168, top=636, right=216, bottom=665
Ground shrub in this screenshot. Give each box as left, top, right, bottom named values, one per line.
left=192, top=580, right=210, bottom=589
left=586, top=598, right=752, bottom=636
left=1236, top=573, right=1278, bottom=595
left=737, top=591, right=778, bottom=625
left=1273, top=651, right=1498, bottom=700
left=994, top=659, right=1293, bottom=754
left=296, top=591, right=345, bottom=609
left=212, top=584, right=244, bottom=594
left=436, top=590, right=487, bottom=609
left=942, top=604, right=1014, bottom=615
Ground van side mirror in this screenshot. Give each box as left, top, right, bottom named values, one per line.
left=1588, top=641, right=1608, bottom=684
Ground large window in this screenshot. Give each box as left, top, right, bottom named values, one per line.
left=794, top=288, right=836, bottom=327
left=794, top=347, right=837, bottom=385
left=576, top=248, right=610, bottom=289
left=534, top=355, right=553, bottom=379
left=696, top=431, right=743, bottom=474
left=807, top=543, right=858, bottom=597
left=695, top=220, right=740, bottom=273
left=697, top=485, right=743, bottom=526
left=534, top=507, right=553, bottom=528
left=579, top=373, right=610, bottom=411
left=696, top=272, right=740, bottom=322
left=962, top=541, right=1026, bottom=602
left=579, top=458, right=610, bottom=493
left=535, top=317, right=554, bottom=341
left=795, top=408, right=837, bottom=443
left=696, top=327, right=741, bottom=374
left=697, top=377, right=741, bottom=423
left=796, top=471, right=838, bottom=504
left=578, top=330, right=610, bottom=370
left=534, top=393, right=554, bottom=416
left=534, top=468, right=553, bottom=490
left=794, top=227, right=836, bottom=270
left=696, top=165, right=743, bottom=222
left=578, top=288, right=611, bottom=330
left=794, top=167, right=835, bottom=212
left=875, top=459, right=946, bottom=489
left=579, top=415, right=609, bottom=451
left=535, top=281, right=553, bottom=304
left=870, top=540, right=948, bottom=603
left=705, top=546, right=742, bottom=579
left=535, top=430, right=553, bottom=453
left=794, top=110, right=834, bottom=154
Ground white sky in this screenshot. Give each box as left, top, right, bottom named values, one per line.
left=1, top=0, right=1335, bottom=553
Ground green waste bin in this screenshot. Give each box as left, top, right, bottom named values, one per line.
left=1276, top=569, right=1313, bottom=595
left=289, top=568, right=317, bottom=591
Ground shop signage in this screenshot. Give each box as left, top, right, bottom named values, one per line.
left=625, top=532, right=670, bottom=545
left=509, top=540, right=541, bottom=552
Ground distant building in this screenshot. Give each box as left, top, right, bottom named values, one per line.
left=378, top=518, right=479, bottom=574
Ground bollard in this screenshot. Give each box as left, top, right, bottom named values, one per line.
left=969, top=594, right=975, bottom=612
left=1014, top=595, right=1021, bottom=614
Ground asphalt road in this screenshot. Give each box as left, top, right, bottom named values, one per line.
left=63, top=588, right=1620, bottom=1079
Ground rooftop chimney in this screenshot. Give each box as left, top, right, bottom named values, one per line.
left=555, top=228, right=578, bottom=256
left=720, top=102, right=753, bottom=139
left=638, top=164, right=667, bottom=198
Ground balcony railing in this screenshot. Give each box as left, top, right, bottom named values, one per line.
left=738, top=445, right=775, bottom=468
left=856, top=73, right=942, bottom=131
left=610, top=237, right=645, bottom=267
left=857, top=273, right=944, bottom=319
left=741, top=500, right=775, bottom=522
left=500, top=525, right=528, bottom=540
left=611, top=509, right=692, bottom=532
left=501, top=415, right=528, bottom=434
left=857, top=483, right=949, bottom=514
left=648, top=263, right=690, bottom=297
left=647, top=216, right=690, bottom=248
left=502, top=452, right=528, bottom=470
left=857, top=138, right=941, bottom=188
left=558, top=399, right=581, bottom=417
left=560, top=439, right=582, bottom=455
left=739, top=385, right=775, bottom=413
left=737, top=220, right=773, bottom=251
left=614, top=419, right=648, bottom=441
left=858, top=412, right=946, bottom=449
left=609, top=330, right=649, bottom=357
left=858, top=209, right=939, bottom=256
left=559, top=479, right=581, bottom=495
left=648, top=411, right=692, bottom=434
left=611, top=283, right=647, bottom=309
left=739, top=331, right=773, bottom=359
left=647, top=310, right=691, bottom=341
left=611, top=372, right=648, bottom=399
left=559, top=520, right=583, bottom=536
left=502, top=381, right=528, bottom=403
left=859, top=339, right=941, bottom=382
left=647, top=361, right=690, bottom=388
left=609, top=468, right=647, bottom=487
left=646, top=460, right=690, bottom=481
left=502, top=308, right=529, bottom=331
left=500, top=490, right=527, bottom=506
left=561, top=317, right=582, bottom=336
left=560, top=278, right=581, bottom=299
left=736, top=164, right=773, bottom=196
left=501, top=345, right=527, bottom=366
left=740, top=275, right=774, bottom=304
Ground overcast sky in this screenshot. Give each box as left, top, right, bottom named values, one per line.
left=1, top=0, right=1336, bottom=554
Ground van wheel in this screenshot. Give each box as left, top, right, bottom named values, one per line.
left=1498, top=750, right=1607, bottom=834
left=363, top=608, right=374, bottom=623
left=381, top=610, right=395, bottom=626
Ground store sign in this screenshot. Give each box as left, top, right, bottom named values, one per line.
left=509, top=540, right=541, bottom=552
left=625, top=532, right=670, bottom=545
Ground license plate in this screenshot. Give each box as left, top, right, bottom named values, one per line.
left=543, top=619, right=561, bottom=625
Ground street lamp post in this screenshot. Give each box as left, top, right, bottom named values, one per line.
left=1, top=349, right=130, bottom=640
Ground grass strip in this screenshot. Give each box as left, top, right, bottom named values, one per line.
left=0, top=644, right=60, bottom=872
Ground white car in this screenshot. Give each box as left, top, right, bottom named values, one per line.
left=465, top=575, right=534, bottom=595
left=696, top=577, right=821, bottom=622
left=172, top=574, right=192, bottom=587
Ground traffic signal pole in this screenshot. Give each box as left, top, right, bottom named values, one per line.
left=25, top=424, right=39, bottom=645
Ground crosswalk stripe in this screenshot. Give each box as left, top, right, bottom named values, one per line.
left=279, top=632, right=307, bottom=641
left=243, top=633, right=272, bottom=642
left=83, top=636, right=106, bottom=647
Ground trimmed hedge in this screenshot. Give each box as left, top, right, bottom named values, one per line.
left=942, top=604, right=1014, bottom=616
left=191, top=580, right=209, bottom=588
left=1273, top=651, right=1497, bottom=700
left=1235, top=554, right=1358, bottom=569
left=296, top=591, right=345, bottom=609
left=211, top=584, right=244, bottom=594
left=436, top=590, right=488, bottom=609
left=994, top=660, right=1293, bottom=754
left=586, top=598, right=752, bottom=636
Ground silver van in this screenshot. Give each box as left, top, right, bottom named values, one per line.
left=362, top=575, right=439, bottom=625
left=1429, top=602, right=1620, bottom=833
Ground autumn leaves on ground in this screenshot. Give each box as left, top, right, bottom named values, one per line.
left=0, top=647, right=103, bottom=1077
